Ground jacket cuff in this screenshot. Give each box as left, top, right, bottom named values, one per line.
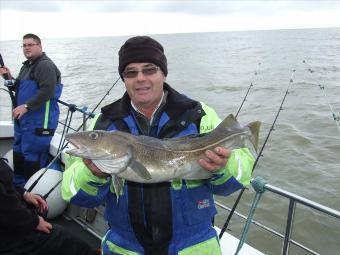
left=210, top=148, right=254, bottom=186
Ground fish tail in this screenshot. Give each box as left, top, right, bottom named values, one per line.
left=247, top=121, right=261, bottom=152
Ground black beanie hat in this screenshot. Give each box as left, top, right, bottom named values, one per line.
left=118, top=36, right=168, bottom=78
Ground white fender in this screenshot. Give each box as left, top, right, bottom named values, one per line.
left=25, top=168, right=67, bottom=219
left=0, top=120, right=14, bottom=138
left=50, top=133, right=67, bottom=164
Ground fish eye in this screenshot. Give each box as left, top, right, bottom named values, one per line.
left=89, top=132, right=99, bottom=140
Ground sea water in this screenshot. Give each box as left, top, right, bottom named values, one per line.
left=1, top=28, right=339, bottom=254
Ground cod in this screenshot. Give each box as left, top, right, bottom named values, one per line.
left=65, top=114, right=260, bottom=187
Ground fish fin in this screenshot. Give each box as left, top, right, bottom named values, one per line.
left=112, top=176, right=124, bottom=202
left=92, top=149, right=131, bottom=175
left=216, top=114, right=241, bottom=131
left=126, top=145, right=152, bottom=180
left=247, top=121, right=261, bottom=152
left=129, top=158, right=152, bottom=180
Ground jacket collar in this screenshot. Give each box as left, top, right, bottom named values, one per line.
left=101, top=83, right=199, bottom=121
left=22, top=52, right=46, bottom=66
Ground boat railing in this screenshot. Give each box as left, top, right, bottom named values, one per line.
left=215, top=181, right=340, bottom=255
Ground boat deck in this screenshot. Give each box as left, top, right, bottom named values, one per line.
left=51, top=215, right=102, bottom=251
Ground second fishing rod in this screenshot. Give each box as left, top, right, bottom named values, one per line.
left=219, top=68, right=297, bottom=238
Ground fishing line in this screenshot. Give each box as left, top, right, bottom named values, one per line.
left=56, top=100, right=95, bottom=154
left=235, top=62, right=261, bottom=118
left=26, top=77, right=121, bottom=194
left=219, top=69, right=296, bottom=239
left=303, top=60, right=340, bottom=134
left=56, top=106, right=74, bottom=155
left=317, top=84, right=340, bottom=133
left=56, top=120, right=77, bottom=132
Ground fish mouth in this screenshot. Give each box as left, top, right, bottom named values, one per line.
left=65, top=143, right=88, bottom=157
left=65, top=135, right=80, bottom=149
left=64, top=135, right=87, bottom=157
left=64, top=135, right=112, bottom=160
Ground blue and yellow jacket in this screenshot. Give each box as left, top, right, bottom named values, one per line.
left=62, top=84, right=254, bottom=255
left=13, top=54, right=62, bottom=165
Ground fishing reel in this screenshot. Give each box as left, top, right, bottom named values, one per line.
left=3, top=79, right=16, bottom=87
left=0, top=53, right=15, bottom=87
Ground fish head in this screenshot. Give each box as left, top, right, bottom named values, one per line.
left=65, top=130, right=130, bottom=160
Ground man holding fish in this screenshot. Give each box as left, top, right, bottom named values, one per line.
left=62, top=36, right=258, bottom=255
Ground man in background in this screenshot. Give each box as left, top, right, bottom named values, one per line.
left=0, top=33, right=62, bottom=184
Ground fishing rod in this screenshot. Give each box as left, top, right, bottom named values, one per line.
left=0, top=53, right=18, bottom=127
left=0, top=54, right=16, bottom=104
left=303, top=60, right=340, bottom=134
left=57, top=99, right=95, bottom=118
left=214, top=62, right=261, bottom=226
left=0, top=54, right=11, bottom=82
left=235, top=63, right=261, bottom=118
left=26, top=77, right=121, bottom=193
left=219, top=69, right=296, bottom=238
left=212, top=63, right=260, bottom=226
left=91, top=76, right=121, bottom=113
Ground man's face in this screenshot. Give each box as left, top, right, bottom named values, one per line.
left=123, top=62, right=165, bottom=110
left=22, top=38, right=42, bottom=61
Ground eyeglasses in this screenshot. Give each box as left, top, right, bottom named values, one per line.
left=122, top=66, right=160, bottom=78
left=21, top=43, right=39, bottom=48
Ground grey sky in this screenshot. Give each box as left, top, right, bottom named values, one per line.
left=2, top=1, right=340, bottom=15
left=1, top=0, right=340, bottom=40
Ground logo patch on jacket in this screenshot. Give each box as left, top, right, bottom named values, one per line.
left=197, top=199, right=210, bottom=209
left=200, top=124, right=214, bottom=132
left=35, top=128, right=55, bottom=136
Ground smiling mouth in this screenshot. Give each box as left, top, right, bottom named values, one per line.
left=136, top=87, right=150, bottom=91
